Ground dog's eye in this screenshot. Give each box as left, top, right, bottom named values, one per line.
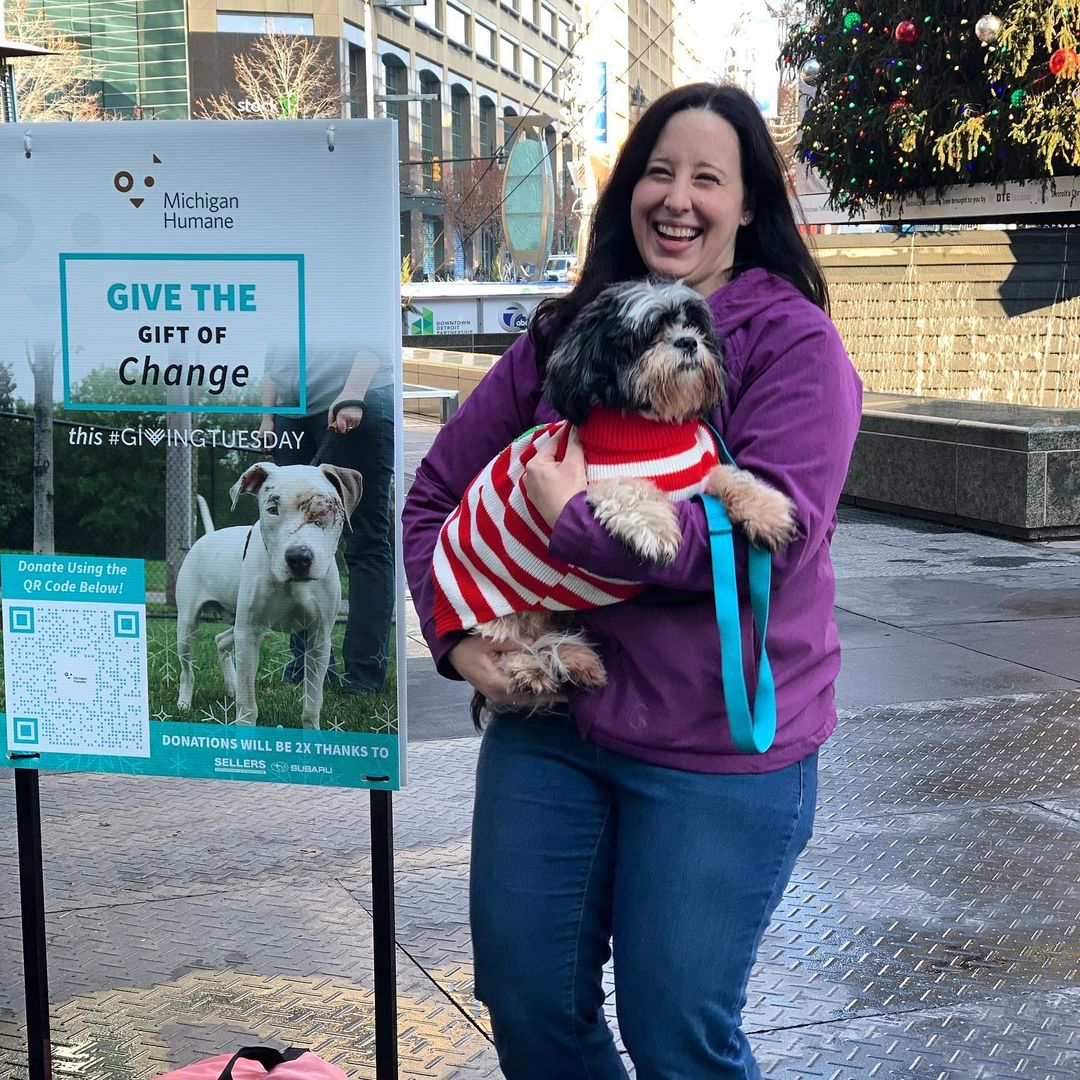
left=266, top=504, right=279, bottom=516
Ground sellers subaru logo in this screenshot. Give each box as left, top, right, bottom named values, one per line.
left=500, top=303, right=529, bottom=332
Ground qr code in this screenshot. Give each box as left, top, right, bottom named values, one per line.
left=3, top=600, right=150, bottom=757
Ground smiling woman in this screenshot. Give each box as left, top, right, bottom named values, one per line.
left=402, top=83, right=861, bottom=1079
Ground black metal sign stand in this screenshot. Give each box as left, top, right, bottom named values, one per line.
left=370, top=790, right=399, bottom=1079
left=14, top=770, right=51, bottom=1080
left=14, top=772, right=400, bottom=1079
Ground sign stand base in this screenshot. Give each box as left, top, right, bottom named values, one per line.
left=15, top=769, right=52, bottom=1080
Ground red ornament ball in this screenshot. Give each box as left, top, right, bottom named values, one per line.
left=1050, top=48, right=1079, bottom=77
left=895, top=20, right=919, bottom=44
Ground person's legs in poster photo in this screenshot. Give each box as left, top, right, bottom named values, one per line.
left=274, top=388, right=394, bottom=691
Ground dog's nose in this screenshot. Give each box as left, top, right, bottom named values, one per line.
left=674, top=336, right=698, bottom=355
left=285, top=546, right=314, bottom=578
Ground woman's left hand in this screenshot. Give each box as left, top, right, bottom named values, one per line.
left=523, top=428, right=587, bottom=528
left=328, top=401, right=363, bottom=433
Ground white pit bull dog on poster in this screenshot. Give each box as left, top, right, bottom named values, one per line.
left=175, top=462, right=362, bottom=730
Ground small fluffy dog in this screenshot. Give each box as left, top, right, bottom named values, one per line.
left=431, top=279, right=795, bottom=725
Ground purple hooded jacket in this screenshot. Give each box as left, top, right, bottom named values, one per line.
left=402, top=268, right=863, bottom=773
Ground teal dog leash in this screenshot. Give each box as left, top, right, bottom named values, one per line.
left=696, top=426, right=777, bottom=754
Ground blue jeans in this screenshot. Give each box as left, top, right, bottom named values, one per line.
left=470, top=711, right=817, bottom=1079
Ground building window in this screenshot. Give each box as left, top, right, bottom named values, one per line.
left=217, top=12, right=314, bottom=35
left=524, top=0, right=540, bottom=25
left=504, top=106, right=520, bottom=146
left=479, top=95, right=497, bottom=157
left=446, top=3, right=468, bottom=46
left=415, top=0, right=440, bottom=32
left=542, top=60, right=557, bottom=93
left=521, top=48, right=540, bottom=86
left=422, top=214, right=444, bottom=277
left=382, top=57, right=410, bottom=180
left=348, top=43, right=366, bottom=118
left=475, top=19, right=496, bottom=61
left=500, top=0, right=520, bottom=14
left=451, top=85, right=470, bottom=161
left=420, top=71, right=443, bottom=190
left=500, top=34, right=518, bottom=74
left=58, top=0, right=189, bottom=118
left=558, top=17, right=572, bottom=49
left=541, top=3, right=557, bottom=39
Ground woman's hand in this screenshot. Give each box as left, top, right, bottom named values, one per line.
left=328, top=400, right=363, bottom=434
left=523, top=428, right=587, bottom=528
left=448, top=636, right=520, bottom=707
left=448, top=635, right=568, bottom=710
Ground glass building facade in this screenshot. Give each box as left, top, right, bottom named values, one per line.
left=39, top=0, right=189, bottom=118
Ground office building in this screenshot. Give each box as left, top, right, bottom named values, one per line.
left=31, top=1, right=583, bottom=277
left=193, top=0, right=584, bottom=277
left=33, top=0, right=190, bottom=118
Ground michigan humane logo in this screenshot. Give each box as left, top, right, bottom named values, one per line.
left=111, top=152, right=240, bottom=230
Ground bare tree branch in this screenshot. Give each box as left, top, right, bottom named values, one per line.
left=436, top=160, right=506, bottom=260
left=194, top=31, right=342, bottom=120
left=6, top=0, right=103, bottom=120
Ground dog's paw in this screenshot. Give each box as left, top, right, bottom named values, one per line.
left=501, top=651, right=562, bottom=697
left=587, top=477, right=682, bottom=564
left=528, top=629, right=607, bottom=692
left=705, top=464, right=797, bottom=553
left=556, top=642, right=607, bottom=691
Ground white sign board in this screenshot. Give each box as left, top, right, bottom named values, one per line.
left=0, top=120, right=407, bottom=789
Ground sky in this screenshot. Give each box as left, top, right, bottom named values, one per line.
left=675, top=0, right=785, bottom=115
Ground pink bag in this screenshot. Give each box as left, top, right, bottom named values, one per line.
left=158, top=1046, right=348, bottom=1080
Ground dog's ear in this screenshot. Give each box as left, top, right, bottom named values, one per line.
left=319, top=464, right=363, bottom=522
left=545, top=295, right=616, bottom=425
left=229, top=462, right=275, bottom=510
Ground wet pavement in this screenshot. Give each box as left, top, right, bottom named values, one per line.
left=0, top=416, right=1077, bottom=1078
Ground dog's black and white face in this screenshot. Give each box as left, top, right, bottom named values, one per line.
left=545, top=280, right=724, bottom=425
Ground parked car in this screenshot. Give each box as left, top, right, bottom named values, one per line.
left=542, top=254, right=578, bottom=282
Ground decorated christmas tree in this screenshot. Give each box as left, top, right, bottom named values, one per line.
left=782, top=3, right=1080, bottom=210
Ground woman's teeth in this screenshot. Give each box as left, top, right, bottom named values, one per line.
left=655, top=224, right=701, bottom=241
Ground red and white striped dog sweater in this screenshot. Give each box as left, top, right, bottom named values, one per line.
left=432, top=407, right=720, bottom=635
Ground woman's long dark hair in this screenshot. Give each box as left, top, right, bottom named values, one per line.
left=530, top=83, right=829, bottom=366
